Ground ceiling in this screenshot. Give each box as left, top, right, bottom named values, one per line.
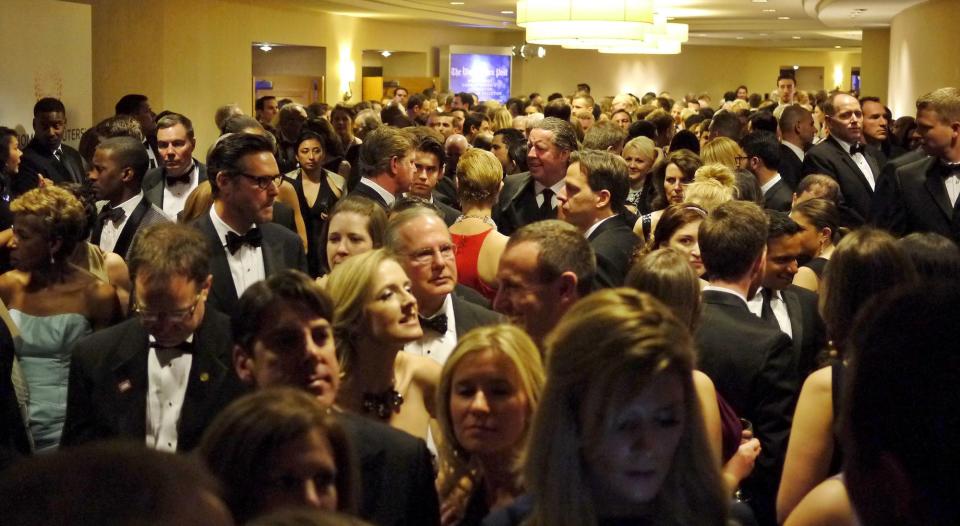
left=307, top=0, right=928, bottom=49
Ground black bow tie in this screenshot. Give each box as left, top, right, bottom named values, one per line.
left=942, top=161, right=960, bottom=176
left=98, top=206, right=126, bottom=225
left=419, top=313, right=448, bottom=334
left=849, top=142, right=866, bottom=155
left=149, top=339, right=193, bottom=354
left=225, top=228, right=263, bottom=255
left=166, top=172, right=192, bottom=186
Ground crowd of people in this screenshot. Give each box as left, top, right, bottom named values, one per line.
left=1, top=76, right=960, bottom=526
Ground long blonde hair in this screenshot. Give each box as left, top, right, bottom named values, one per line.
left=525, top=288, right=727, bottom=526
left=436, top=324, right=545, bottom=499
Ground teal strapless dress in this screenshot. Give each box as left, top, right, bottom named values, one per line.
left=11, top=310, right=92, bottom=452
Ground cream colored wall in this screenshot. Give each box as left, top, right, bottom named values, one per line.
left=515, top=45, right=861, bottom=103
left=888, top=0, right=960, bottom=117
left=860, top=29, right=890, bottom=102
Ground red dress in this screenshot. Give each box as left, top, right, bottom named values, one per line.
left=451, top=229, right=498, bottom=302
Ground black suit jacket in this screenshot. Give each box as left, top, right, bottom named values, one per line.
left=336, top=411, right=440, bottom=526
left=61, top=310, right=245, bottom=452
left=780, top=285, right=826, bottom=380
left=17, top=139, right=85, bottom=194
left=695, top=290, right=798, bottom=526
left=142, top=160, right=208, bottom=209
left=871, top=156, right=960, bottom=242
left=778, top=143, right=803, bottom=190
left=802, top=137, right=881, bottom=226
left=435, top=198, right=461, bottom=227
left=191, top=214, right=307, bottom=317
left=493, top=172, right=556, bottom=236
left=91, top=198, right=171, bottom=260
left=0, top=321, right=30, bottom=470
left=351, top=180, right=390, bottom=211
left=587, top=214, right=639, bottom=289
left=451, top=293, right=502, bottom=338
left=763, top=178, right=793, bottom=212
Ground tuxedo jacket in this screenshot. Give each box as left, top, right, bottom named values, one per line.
left=17, top=139, right=85, bottom=194
left=802, top=136, right=881, bottom=225
left=191, top=214, right=307, bottom=317
left=871, top=156, right=960, bottom=242
left=61, top=310, right=245, bottom=452
left=780, top=285, right=827, bottom=380
left=587, top=214, right=639, bottom=289
left=91, top=199, right=171, bottom=260
left=763, top=179, right=793, bottom=212
left=695, top=290, right=798, bottom=526
left=142, top=160, right=208, bottom=209
left=435, top=198, right=460, bottom=227
left=778, top=143, right=803, bottom=190
left=451, top=293, right=502, bottom=338
left=493, top=172, right=556, bottom=236
left=350, top=181, right=390, bottom=211
left=336, top=411, right=441, bottom=526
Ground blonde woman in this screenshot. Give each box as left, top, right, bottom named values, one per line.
left=621, top=136, right=661, bottom=215
left=683, top=163, right=737, bottom=213
left=701, top=137, right=748, bottom=171
left=496, top=288, right=728, bottom=526
left=326, top=249, right=440, bottom=440
left=449, top=149, right=508, bottom=302
left=490, top=108, right=513, bottom=132
left=436, top=325, right=544, bottom=525
left=0, top=186, right=119, bottom=451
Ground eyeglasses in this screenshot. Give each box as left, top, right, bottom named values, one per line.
left=403, top=243, right=457, bottom=266
left=238, top=172, right=284, bottom=190
left=735, top=155, right=750, bottom=164
left=134, top=293, right=203, bottom=324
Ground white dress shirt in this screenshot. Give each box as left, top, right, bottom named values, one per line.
left=761, top=173, right=783, bottom=196
left=162, top=162, right=200, bottom=220
left=534, top=179, right=565, bottom=209
left=404, top=294, right=456, bottom=365
left=99, top=192, right=144, bottom=254
left=783, top=140, right=805, bottom=163
left=746, top=287, right=793, bottom=339
left=145, top=337, right=193, bottom=452
left=834, top=137, right=876, bottom=190
left=945, top=170, right=960, bottom=207
left=209, top=206, right=265, bottom=297
left=359, top=178, right=396, bottom=206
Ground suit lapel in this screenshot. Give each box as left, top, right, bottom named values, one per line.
left=924, top=165, right=954, bottom=221
left=178, top=315, right=230, bottom=449
left=261, top=230, right=282, bottom=276
left=109, top=323, right=150, bottom=440
left=783, top=289, right=804, bottom=362
left=198, top=216, right=239, bottom=313
left=451, top=295, right=469, bottom=338
left=113, top=200, right=151, bottom=258
left=828, top=137, right=874, bottom=194
left=144, top=173, right=164, bottom=207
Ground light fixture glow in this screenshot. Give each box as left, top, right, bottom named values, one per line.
left=259, top=44, right=272, bottom=52
left=381, top=50, right=391, bottom=57
left=778, top=16, right=790, bottom=20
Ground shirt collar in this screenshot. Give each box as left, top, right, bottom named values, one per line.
left=584, top=214, right=617, bottom=239
left=760, top=173, right=782, bottom=195
left=703, top=285, right=749, bottom=306
left=359, top=178, right=396, bottom=206
left=533, top=178, right=565, bottom=196
left=110, top=192, right=144, bottom=216
left=209, top=204, right=253, bottom=244
left=783, top=140, right=805, bottom=161
left=421, top=293, right=453, bottom=322
left=832, top=136, right=858, bottom=155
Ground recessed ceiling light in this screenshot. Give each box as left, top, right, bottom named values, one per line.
left=259, top=44, right=272, bottom=52
left=500, top=10, right=514, bottom=14
left=835, top=45, right=842, bottom=49
left=450, top=1, right=464, bottom=4
left=793, top=65, right=800, bottom=69
left=762, top=9, right=776, bottom=13
left=381, top=50, right=392, bottom=57
left=736, top=36, right=744, bottom=40
left=752, top=0, right=768, bottom=3
left=778, top=16, right=791, bottom=20
left=792, top=36, right=801, bottom=39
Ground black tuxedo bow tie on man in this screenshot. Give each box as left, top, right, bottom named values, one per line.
left=98, top=206, right=126, bottom=226
left=849, top=142, right=866, bottom=155
left=166, top=172, right=192, bottom=186
left=418, top=313, right=448, bottom=334
left=225, top=228, right=263, bottom=254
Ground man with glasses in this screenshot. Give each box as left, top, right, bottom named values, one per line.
left=385, top=205, right=499, bottom=365
left=802, top=92, right=881, bottom=226
left=63, top=223, right=245, bottom=452
left=193, top=132, right=306, bottom=317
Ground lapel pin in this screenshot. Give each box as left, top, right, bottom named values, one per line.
left=118, top=379, right=132, bottom=393
left=200, top=372, right=210, bottom=382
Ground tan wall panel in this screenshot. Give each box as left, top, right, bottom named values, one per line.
left=888, top=0, right=960, bottom=117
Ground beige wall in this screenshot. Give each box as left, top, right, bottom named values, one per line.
left=888, top=0, right=960, bottom=117
left=515, top=45, right=861, bottom=103
left=860, top=29, right=890, bottom=102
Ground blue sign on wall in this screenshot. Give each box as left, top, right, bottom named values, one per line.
left=450, top=54, right=512, bottom=103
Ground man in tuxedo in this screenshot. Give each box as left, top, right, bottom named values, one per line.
left=861, top=96, right=907, bottom=171
left=89, top=137, right=170, bottom=259
left=386, top=206, right=500, bottom=365
left=494, top=117, right=579, bottom=236
left=779, top=105, right=815, bottom=189
left=352, top=126, right=417, bottom=211
left=255, top=95, right=279, bottom=132
left=142, top=113, right=207, bottom=220
left=62, top=223, right=245, bottom=452
left=558, top=149, right=638, bottom=288
left=742, top=131, right=792, bottom=211
left=694, top=200, right=798, bottom=526
left=115, top=94, right=159, bottom=170
left=776, top=73, right=797, bottom=111
left=872, top=87, right=960, bottom=242
left=493, top=220, right=595, bottom=348
left=406, top=132, right=459, bottom=225
left=748, top=211, right=826, bottom=379
left=18, top=97, right=85, bottom=194
left=192, top=132, right=306, bottom=317
left=231, top=270, right=440, bottom=526
left=802, top=92, right=881, bottom=225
